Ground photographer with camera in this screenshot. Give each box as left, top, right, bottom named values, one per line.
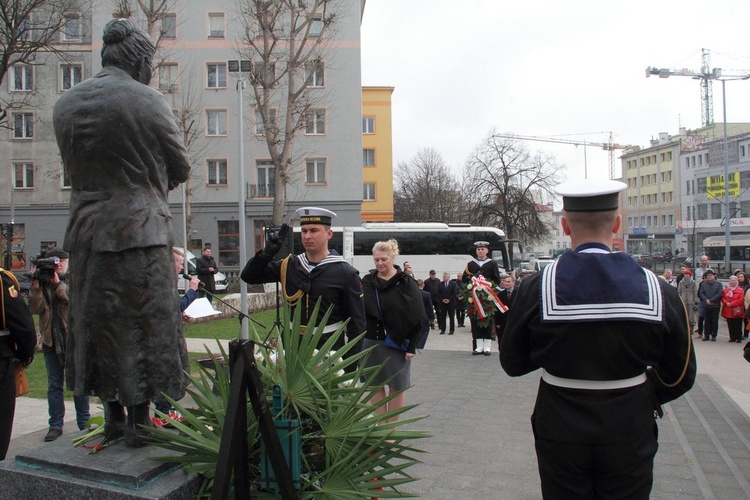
left=28, top=248, right=90, bottom=442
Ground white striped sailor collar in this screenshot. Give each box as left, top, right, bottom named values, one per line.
left=297, top=252, right=346, bottom=273
left=540, top=245, right=663, bottom=324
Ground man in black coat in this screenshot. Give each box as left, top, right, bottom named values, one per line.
left=436, top=272, right=458, bottom=335
left=495, top=274, right=516, bottom=344
left=0, top=268, right=37, bottom=460
left=500, top=180, right=695, bottom=499
left=196, top=247, right=219, bottom=304
left=423, top=270, right=440, bottom=330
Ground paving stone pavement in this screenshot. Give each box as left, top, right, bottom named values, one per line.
left=9, top=322, right=750, bottom=499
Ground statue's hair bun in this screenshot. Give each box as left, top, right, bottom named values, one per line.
left=102, top=18, right=135, bottom=44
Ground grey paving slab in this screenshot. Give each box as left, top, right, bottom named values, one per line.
left=7, top=319, right=750, bottom=498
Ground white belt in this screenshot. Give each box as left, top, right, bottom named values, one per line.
left=295, top=321, right=343, bottom=335
left=0, top=330, right=9, bottom=337
left=542, top=369, right=647, bottom=390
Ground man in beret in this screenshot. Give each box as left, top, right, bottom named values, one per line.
left=698, top=269, right=722, bottom=341
left=28, top=248, right=90, bottom=442
left=501, top=179, right=696, bottom=499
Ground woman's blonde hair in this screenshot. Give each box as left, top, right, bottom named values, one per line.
left=372, top=239, right=400, bottom=259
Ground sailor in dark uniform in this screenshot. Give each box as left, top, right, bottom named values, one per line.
left=463, top=241, right=501, bottom=355
left=500, top=180, right=696, bottom=499
left=0, top=268, right=37, bottom=460
left=241, top=207, right=366, bottom=358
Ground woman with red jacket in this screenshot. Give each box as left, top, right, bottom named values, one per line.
left=722, top=275, right=746, bottom=343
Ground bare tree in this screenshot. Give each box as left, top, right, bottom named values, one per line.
left=0, top=0, right=85, bottom=126
left=393, top=148, right=462, bottom=222
left=235, top=0, right=338, bottom=225
left=464, top=130, right=564, bottom=244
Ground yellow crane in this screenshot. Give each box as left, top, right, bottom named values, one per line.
left=493, top=132, right=640, bottom=180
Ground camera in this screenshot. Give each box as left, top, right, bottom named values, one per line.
left=30, top=254, right=60, bottom=284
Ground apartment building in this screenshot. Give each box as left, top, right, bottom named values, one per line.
left=0, top=1, right=365, bottom=273
left=621, top=123, right=750, bottom=259
left=361, top=86, right=394, bottom=222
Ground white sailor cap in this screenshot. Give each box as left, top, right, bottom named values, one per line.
left=474, top=241, right=490, bottom=248
left=295, top=206, right=337, bottom=226
left=556, top=179, right=627, bottom=212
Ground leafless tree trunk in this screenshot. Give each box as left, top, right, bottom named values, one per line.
left=235, top=0, right=338, bottom=225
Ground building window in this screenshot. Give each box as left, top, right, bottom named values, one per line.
left=305, top=60, right=324, bottom=87
left=252, top=61, right=276, bottom=87
left=363, top=149, right=375, bottom=167
left=255, top=108, right=277, bottom=135
left=309, top=15, right=323, bottom=37
left=61, top=162, right=71, bottom=188
left=686, top=180, right=691, bottom=195
left=364, top=183, right=375, bottom=201
left=158, top=63, right=179, bottom=91
left=255, top=160, right=275, bottom=198
left=10, top=65, right=32, bottom=91
left=207, top=159, right=227, bottom=185
left=206, top=109, right=227, bottom=136
left=62, top=14, right=80, bottom=41
left=207, top=63, right=227, bottom=89
left=13, top=163, right=34, bottom=188
left=305, top=158, right=326, bottom=184
left=697, top=177, right=706, bottom=193
left=668, top=214, right=673, bottom=226
left=217, top=220, right=239, bottom=267
left=12, top=112, right=33, bottom=139
left=305, top=108, right=325, bottom=135
left=711, top=203, right=722, bottom=219
left=208, top=13, right=225, bottom=38
left=162, top=13, right=177, bottom=39
left=362, top=116, right=374, bottom=134
left=61, top=64, right=82, bottom=90
left=15, top=17, right=30, bottom=41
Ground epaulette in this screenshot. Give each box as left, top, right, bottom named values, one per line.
left=0, top=268, right=19, bottom=289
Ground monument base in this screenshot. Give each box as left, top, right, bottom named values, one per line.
left=0, top=429, right=201, bottom=499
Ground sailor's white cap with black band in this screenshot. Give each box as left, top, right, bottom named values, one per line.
left=474, top=241, right=490, bottom=248
left=295, top=207, right=337, bottom=226
left=556, top=179, right=627, bottom=212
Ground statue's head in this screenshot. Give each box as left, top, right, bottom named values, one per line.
left=101, top=18, right=156, bottom=85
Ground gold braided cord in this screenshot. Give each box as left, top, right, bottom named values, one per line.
left=651, top=298, right=693, bottom=388
left=0, top=268, right=14, bottom=329
left=280, top=256, right=303, bottom=306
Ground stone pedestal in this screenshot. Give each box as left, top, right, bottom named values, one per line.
left=0, top=430, right=201, bottom=499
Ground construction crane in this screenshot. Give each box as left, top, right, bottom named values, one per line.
left=646, top=48, right=750, bottom=127
left=493, top=132, right=640, bottom=180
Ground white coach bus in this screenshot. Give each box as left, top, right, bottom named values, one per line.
left=291, top=222, right=516, bottom=279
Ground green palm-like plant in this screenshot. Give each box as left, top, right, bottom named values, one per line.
left=149, top=299, right=429, bottom=498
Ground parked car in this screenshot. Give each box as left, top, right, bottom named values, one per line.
left=176, top=247, right=229, bottom=294
left=630, top=253, right=654, bottom=268
left=652, top=252, right=668, bottom=263
left=530, top=258, right=555, bottom=272
left=10, top=271, right=31, bottom=299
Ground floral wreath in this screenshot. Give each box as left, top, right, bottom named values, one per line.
left=459, top=275, right=508, bottom=328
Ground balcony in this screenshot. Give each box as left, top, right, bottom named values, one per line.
left=248, top=182, right=275, bottom=200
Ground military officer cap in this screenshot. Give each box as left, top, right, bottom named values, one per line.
left=556, top=179, right=627, bottom=212
left=474, top=241, right=490, bottom=248
left=295, top=207, right=336, bottom=226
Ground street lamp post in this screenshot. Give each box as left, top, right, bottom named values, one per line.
left=230, top=59, right=252, bottom=340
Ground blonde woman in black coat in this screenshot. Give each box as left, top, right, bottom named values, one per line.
left=361, top=239, right=424, bottom=423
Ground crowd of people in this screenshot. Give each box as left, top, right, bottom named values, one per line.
left=666, top=259, right=750, bottom=344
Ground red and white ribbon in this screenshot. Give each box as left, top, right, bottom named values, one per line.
left=470, top=275, right=508, bottom=319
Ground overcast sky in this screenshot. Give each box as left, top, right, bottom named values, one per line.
left=361, top=0, right=750, bottom=192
